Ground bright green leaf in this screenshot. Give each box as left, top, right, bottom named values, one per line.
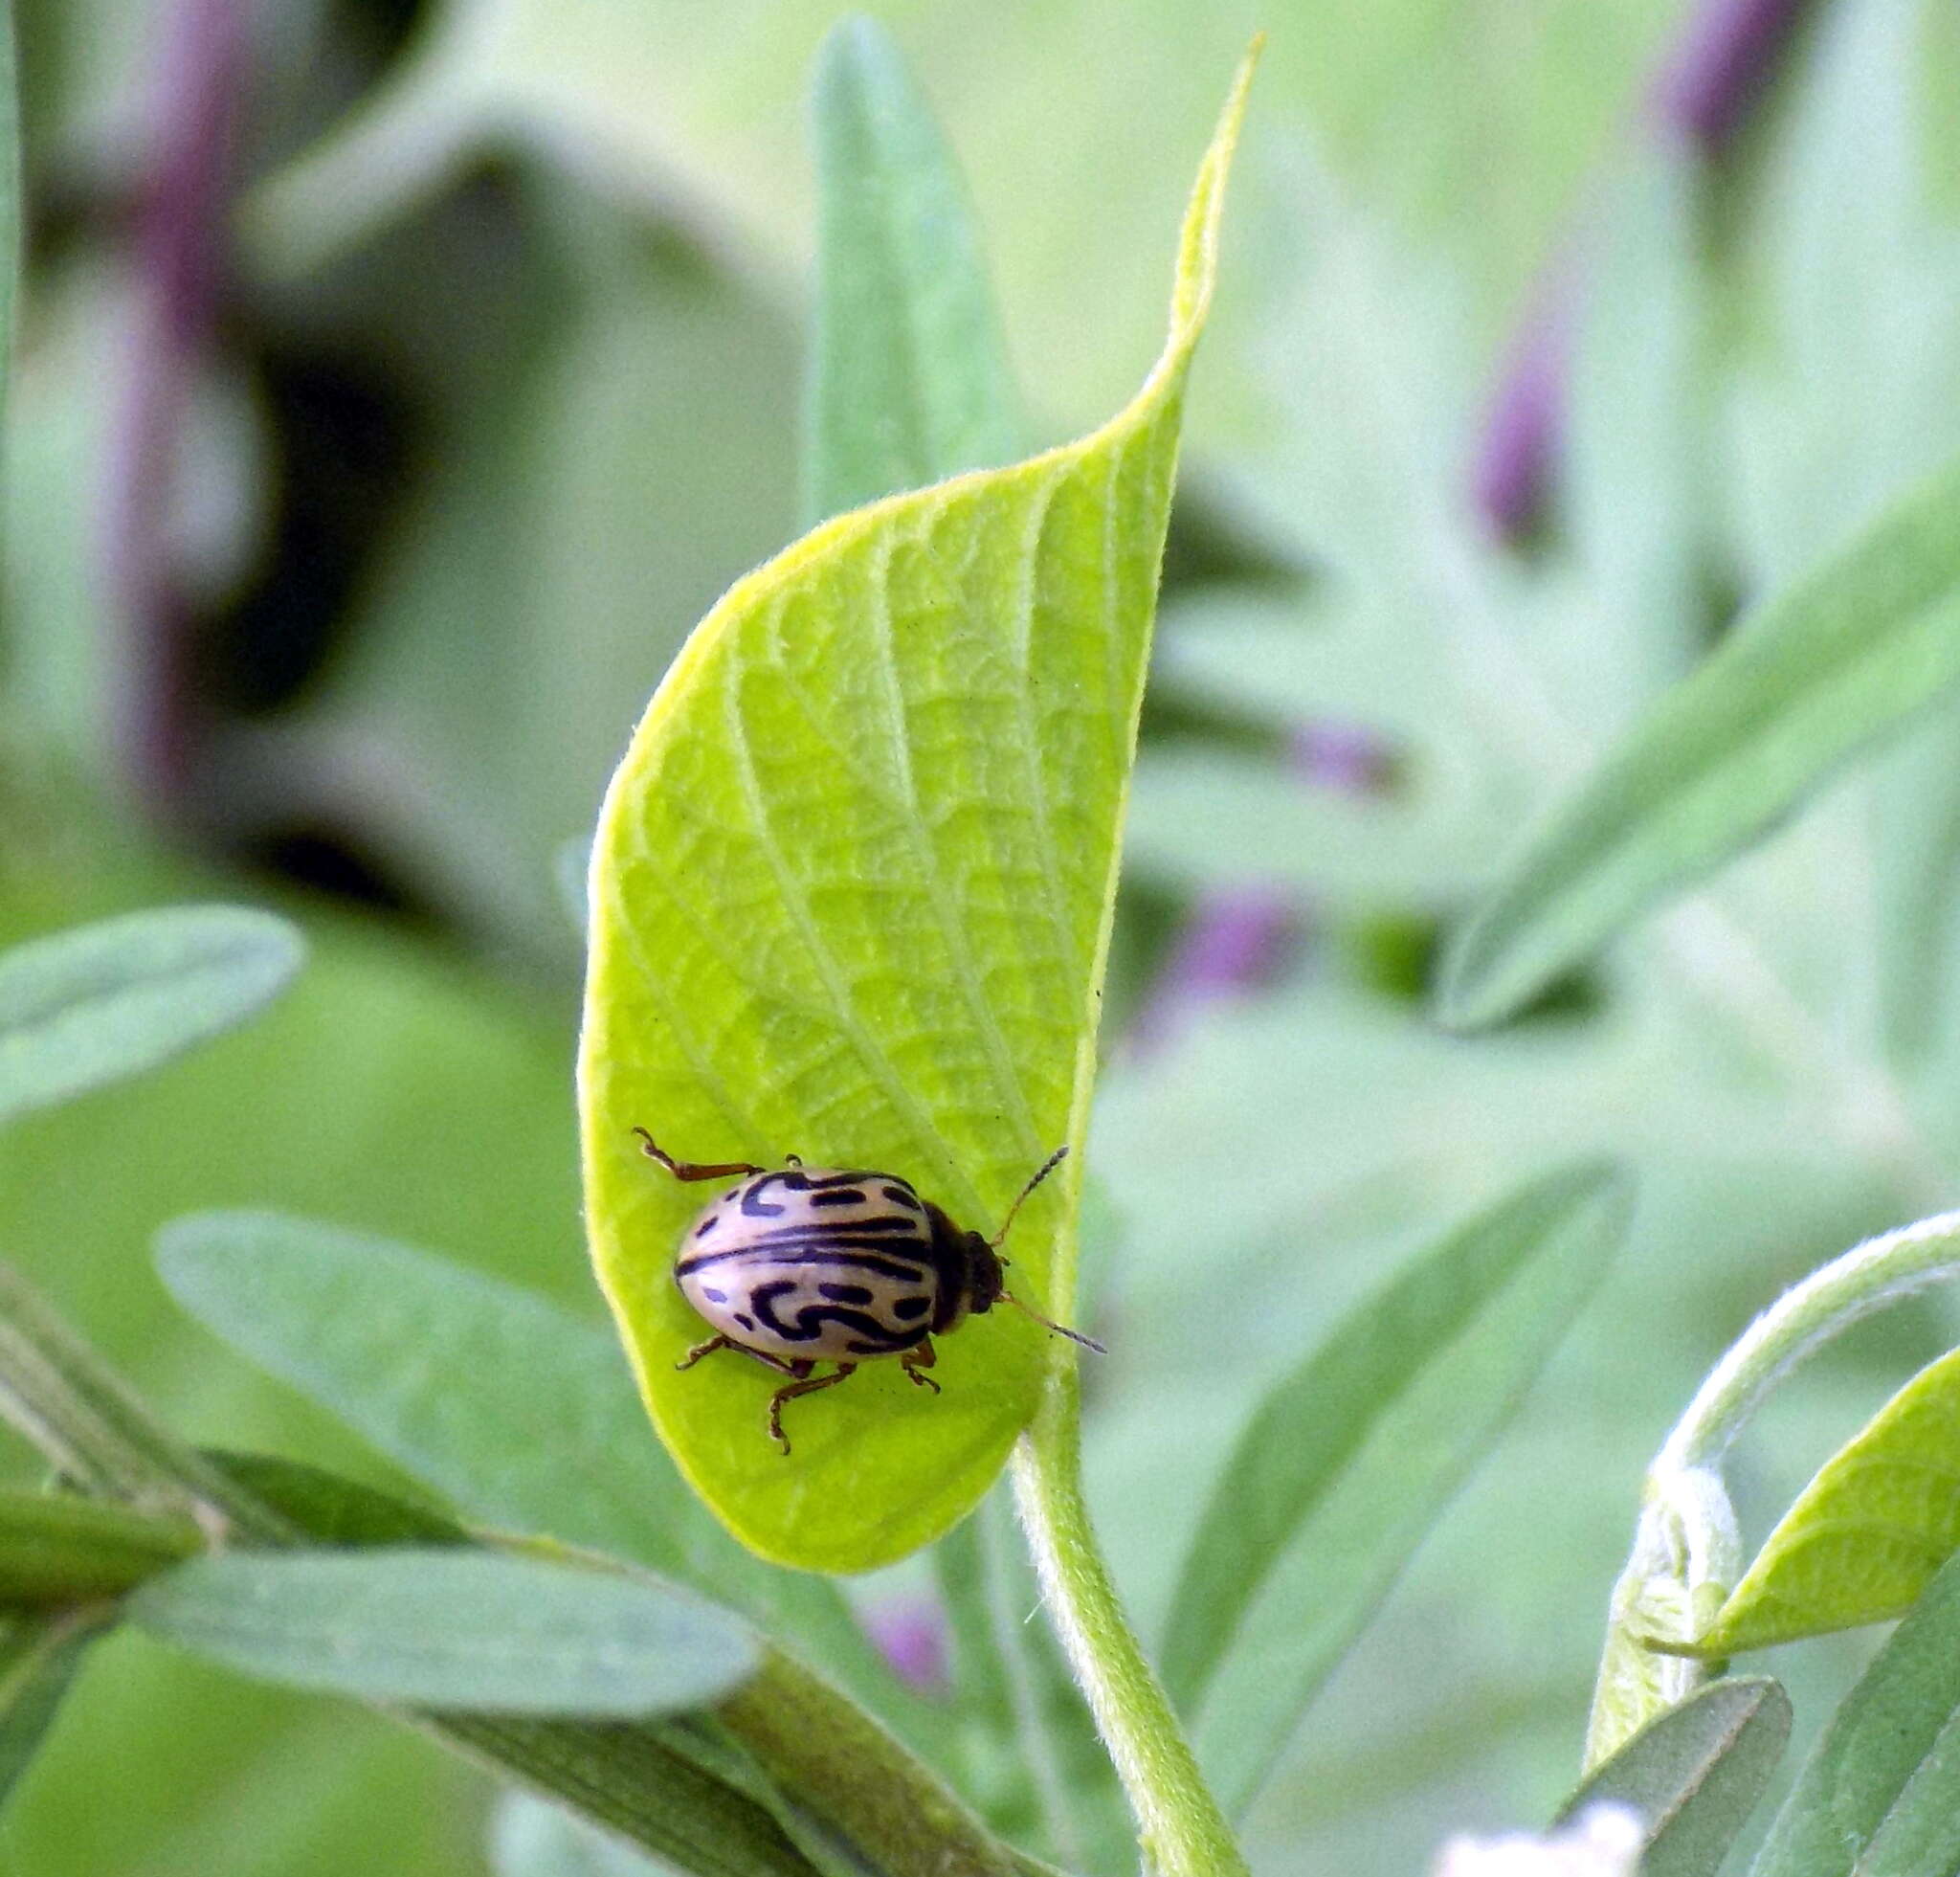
left=0, top=906, right=303, bottom=1128
left=1162, top=1161, right=1633, bottom=1815
left=804, top=14, right=1020, bottom=524
left=153, top=1211, right=911, bottom=1731
left=1555, top=1678, right=1791, bottom=1877
left=127, top=1547, right=759, bottom=1717
left=1439, top=455, right=1960, bottom=1029
left=1752, top=1547, right=1960, bottom=1877
left=1693, top=1343, right=1960, bottom=1657
left=577, top=51, right=1254, bottom=1573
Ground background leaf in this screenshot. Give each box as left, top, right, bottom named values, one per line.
left=0, top=905, right=303, bottom=1127
left=1694, top=1342, right=1960, bottom=1657
left=1752, top=1546, right=1960, bottom=1877
left=491, top=1793, right=668, bottom=1877
left=0, top=1611, right=100, bottom=1813
left=1163, top=1161, right=1633, bottom=1815
left=152, top=1210, right=918, bottom=1734
left=128, top=1547, right=759, bottom=1717
left=1555, top=1678, right=1791, bottom=1877
left=803, top=14, right=1020, bottom=524
left=1440, top=456, right=1960, bottom=1029
left=576, top=54, right=1250, bottom=1573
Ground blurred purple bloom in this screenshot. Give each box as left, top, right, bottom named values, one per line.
left=1290, top=718, right=1397, bottom=794
left=863, top=1597, right=951, bottom=1695
left=1467, top=271, right=1571, bottom=543
left=1469, top=0, right=1813, bottom=541
left=1651, top=0, right=1814, bottom=154
left=1132, top=887, right=1304, bottom=1053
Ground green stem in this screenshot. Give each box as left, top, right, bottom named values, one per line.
left=0, top=1487, right=202, bottom=1601
left=719, top=1648, right=1033, bottom=1877
left=0, top=1263, right=287, bottom=1541
left=1012, top=1361, right=1248, bottom=1877
left=1659, top=1203, right=1960, bottom=1475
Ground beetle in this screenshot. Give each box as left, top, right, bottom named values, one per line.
left=634, top=1128, right=1102, bottom=1453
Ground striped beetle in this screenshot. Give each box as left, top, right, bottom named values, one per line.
left=635, top=1129, right=1102, bottom=1453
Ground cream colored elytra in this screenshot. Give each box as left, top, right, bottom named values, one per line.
left=635, top=1131, right=1100, bottom=1453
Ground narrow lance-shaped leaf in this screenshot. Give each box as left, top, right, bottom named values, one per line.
left=1554, top=1678, right=1792, bottom=1877
left=0, top=906, right=303, bottom=1128
left=578, top=54, right=1253, bottom=1573
left=803, top=15, right=1021, bottom=524
left=492, top=1792, right=668, bottom=1877
left=0, top=0, right=17, bottom=441
left=0, top=1609, right=102, bottom=1814
left=1752, top=1546, right=1960, bottom=1877
left=1162, top=1161, right=1634, bottom=1815
left=153, top=1211, right=918, bottom=1739
left=1439, top=454, right=1960, bottom=1029
left=127, top=1547, right=760, bottom=1717
left=0, top=1270, right=856, bottom=1877
left=0, top=1259, right=285, bottom=1535
left=1688, top=1343, right=1960, bottom=1658
left=211, top=1454, right=888, bottom=1877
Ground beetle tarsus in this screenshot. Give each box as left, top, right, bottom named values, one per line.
left=901, top=1338, right=942, bottom=1394
left=634, top=1128, right=767, bottom=1183
left=767, top=1362, right=858, bottom=1453
left=677, top=1334, right=731, bottom=1371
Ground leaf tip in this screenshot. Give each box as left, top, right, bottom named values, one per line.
left=1169, top=37, right=1263, bottom=344
left=1432, top=911, right=1516, bottom=1034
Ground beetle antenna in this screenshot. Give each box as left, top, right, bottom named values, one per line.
left=1001, top=1289, right=1105, bottom=1353
left=990, top=1144, right=1069, bottom=1248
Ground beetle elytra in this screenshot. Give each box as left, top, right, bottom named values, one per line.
left=635, top=1129, right=1102, bottom=1453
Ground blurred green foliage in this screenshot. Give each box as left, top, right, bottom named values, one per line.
left=10, top=0, right=1960, bottom=1873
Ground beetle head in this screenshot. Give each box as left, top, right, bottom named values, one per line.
left=964, top=1233, right=1006, bottom=1315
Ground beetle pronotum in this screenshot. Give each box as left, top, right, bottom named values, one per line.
left=635, top=1129, right=1102, bottom=1453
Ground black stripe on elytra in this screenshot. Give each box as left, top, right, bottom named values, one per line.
left=880, top=1183, right=924, bottom=1210
left=677, top=1246, right=931, bottom=1283
left=737, top=1169, right=881, bottom=1217
left=729, top=1218, right=924, bottom=1247
left=810, top=1187, right=869, bottom=1207
left=817, top=1283, right=875, bottom=1305
left=747, top=1282, right=922, bottom=1352
left=679, top=1234, right=932, bottom=1265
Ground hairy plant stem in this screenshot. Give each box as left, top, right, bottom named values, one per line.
left=1013, top=1362, right=1248, bottom=1877
left=1585, top=1204, right=1960, bottom=1764
left=1658, top=1204, right=1960, bottom=1479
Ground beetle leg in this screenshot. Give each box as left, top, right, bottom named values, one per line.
left=633, top=1128, right=765, bottom=1182
left=900, top=1338, right=942, bottom=1396
left=735, top=1350, right=811, bottom=1379
left=676, top=1334, right=732, bottom=1371
left=767, top=1363, right=858, bottom=1455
